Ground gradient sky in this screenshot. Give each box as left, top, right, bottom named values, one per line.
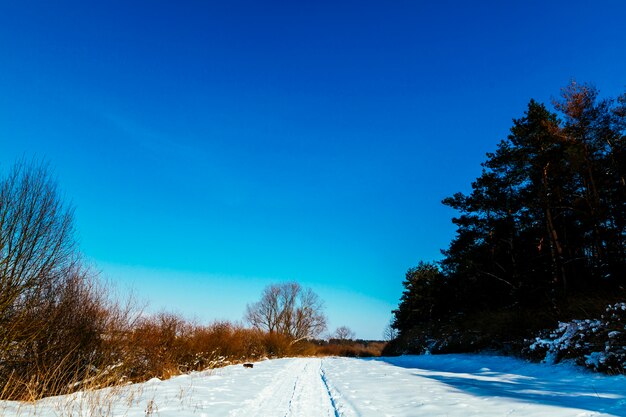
left=1, top=1, right=625, bottom=339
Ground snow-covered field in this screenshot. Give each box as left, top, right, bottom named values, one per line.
left=2, top=354, right=625, bottom=416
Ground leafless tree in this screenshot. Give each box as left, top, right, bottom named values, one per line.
left=0, top=160, right=149, bottom=400
left=245, top=282, right=327, bottom=342
left=0, top=160, right=76, bottom=350
left=333, top=325, right=356, bottom=341
left=383, top=319, right=398, bottom=341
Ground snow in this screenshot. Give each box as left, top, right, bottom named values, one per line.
left=527, top=302, right=626, bottom=373
left=530, top=319, right=605, bottom=364
left=1, top=354, right=625, bottom=416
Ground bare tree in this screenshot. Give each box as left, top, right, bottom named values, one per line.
left=383, top=319, right=398, bottom=342
left=333, top=326, right=356, bottom=341
left=245, top=282, right=327, bottom=342
left=0, top=160, right=76, bottom=350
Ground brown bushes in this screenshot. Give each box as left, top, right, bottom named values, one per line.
left=1, top=278, right=350, bottom=402
left=314, top=340, right=386, bottom=357
left=0, top=266, right=128, bottom=400
left=118, top=318, right=305, bottom=382
left=1, top=273, right=385, bottom=401
left=0, top=160, right=384, bottom=401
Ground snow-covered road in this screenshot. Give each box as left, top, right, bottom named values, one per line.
left=2, top=355, right=625, bottom=416
left=229, top=357, right=342, bottom=417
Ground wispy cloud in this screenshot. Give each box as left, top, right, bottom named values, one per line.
left=98, top=110, right=196, bottom=160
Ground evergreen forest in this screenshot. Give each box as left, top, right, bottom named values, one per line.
left=387, top=82, right=626, bottom=368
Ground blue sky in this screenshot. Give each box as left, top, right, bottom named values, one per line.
left=1, top=1, right=625, bottom=339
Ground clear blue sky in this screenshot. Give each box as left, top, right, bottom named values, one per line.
left=1, top=1, right=625, bottom=339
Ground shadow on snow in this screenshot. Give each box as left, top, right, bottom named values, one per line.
left=369, top=354, right=625, bottom=415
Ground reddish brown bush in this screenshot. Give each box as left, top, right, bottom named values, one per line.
left=314, top=340, right=386, bottom=357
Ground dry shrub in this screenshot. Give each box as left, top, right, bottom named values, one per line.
left=0, top=266, right=136, bottom=401
left=261, top=332, right=293, bottom=357
left=120, top=312, right=186, bottom=380
left=116, top=317, right=307, bottom=382
left=315, top=340, right=386, bottom=357
left=290, top=340, right=318, bottom=356
left=195, top=322, right=267, bottom=361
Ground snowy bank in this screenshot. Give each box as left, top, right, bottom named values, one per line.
left=1, top=354, right=625, bottom=416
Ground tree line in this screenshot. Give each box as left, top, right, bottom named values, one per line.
left=387, top=82, right=626, bottom=355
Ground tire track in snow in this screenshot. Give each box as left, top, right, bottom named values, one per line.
left=229, top=359, right=301, bottom=417
left=230, top=358, right=339, bottom=417
left=320, top=364, right=341, bottom=417
left=319, top=359, right=360, bottom=417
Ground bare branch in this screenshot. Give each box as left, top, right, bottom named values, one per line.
left=244, top=282, right=327, bottom=341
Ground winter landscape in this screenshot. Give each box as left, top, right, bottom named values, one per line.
left=3, top=1, right=626, bottom=417
left=2, top=355, right=626, bottom=417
